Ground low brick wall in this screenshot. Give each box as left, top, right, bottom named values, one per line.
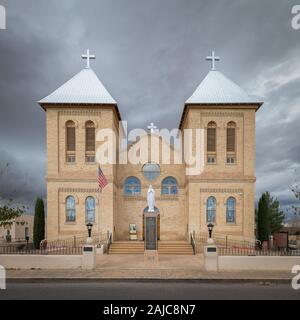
left=219, top=256, right=300, bottom=271
left=0, top=255, right=82, bottom=269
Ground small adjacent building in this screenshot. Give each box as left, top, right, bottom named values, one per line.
left=0, top=214, right=33, bottom=242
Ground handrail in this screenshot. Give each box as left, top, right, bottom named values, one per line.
left=106, top=231, right=112, bottom=255
left=42, top=232, right=108, bottom=249
left=192, top=232, right=257, bottom=249
left=190, top=232, right=196, bottom=255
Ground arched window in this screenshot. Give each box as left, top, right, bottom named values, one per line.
left=124, top=177, right=141, bottom=195
left=161, top=176, right=178, bottom=195
left=226, top=197, right=236, bottom=223
left=85, top=121, right=95, bottom=163
left=207, top=121, right=217, bottom=164
left=206, top=196, right=216, bottom=223
left=85, top=197, right=95, bottom=222
left=66, top=121, right=76, bottom=163
left=226, top=121, right=236, bottom=164
left=66, top=196, right=76, bottom=222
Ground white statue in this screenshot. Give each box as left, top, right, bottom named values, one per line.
left=147, top=185, right=155, bottom=212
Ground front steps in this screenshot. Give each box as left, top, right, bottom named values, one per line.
left=158, top=241, right=194, bottom=255
left=108, top=241, right=144, bottom=254
left=108, top=241, right=194, bottom=255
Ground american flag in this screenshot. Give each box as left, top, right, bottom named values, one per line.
left=97, top=165, right=108, bottom=191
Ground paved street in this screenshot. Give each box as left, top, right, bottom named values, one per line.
left=0, top=280, right=299, bottom=300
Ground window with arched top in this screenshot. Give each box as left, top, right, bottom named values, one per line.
left=85, top=196, right=95, bottom=222
left=161, top=176, right=178, bottom=195
left=85, top=121, right=96, bottom=163
left=66, top=196, right=76, bottom=222
left=226, top=121, right=236, bottom=164
left=226, top=197, right=236, bottom=223
left=207, top=121, right=217, bottom=164
left=66, top=121, right=76, bottom=163
left=124, top=177, right=141, bottom=195
left=206, top=196, right=216, bottom=223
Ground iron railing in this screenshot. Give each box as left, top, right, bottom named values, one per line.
left=0, top=243, right=83, bottom=255
left=219, top=247, right=300, bottom=256
left=190, top=232, right=196, bottom=255
left=0, top=232, right=109, bottom=255
left=106, top=231, right=112, bottom=254
left=193, top=232, right=256, bottom=249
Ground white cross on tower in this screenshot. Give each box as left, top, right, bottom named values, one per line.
left=147, top=122, right=157, bottom=133
left=81, top=49, right=96, bottom=69
left=206, top=50, right=220, bottom=71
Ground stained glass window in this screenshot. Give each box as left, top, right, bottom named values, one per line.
left=66, top=196, right=76, bottom=222
left=85, top=196, right=95, bottom=222
left=161, top=177, right=178, bottom=195
left=226, top=197, right=236, bottom=223
left=124, top=177, right=141, bottom=195
left=206, top=196, right=216, bottom=223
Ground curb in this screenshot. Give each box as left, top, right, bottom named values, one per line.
left=6, top=278, right=291, bottom=284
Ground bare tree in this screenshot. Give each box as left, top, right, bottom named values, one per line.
left=0, top=162, right=26, bottom=224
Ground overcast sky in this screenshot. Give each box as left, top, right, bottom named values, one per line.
left=0, top=0, right=299, bottom=216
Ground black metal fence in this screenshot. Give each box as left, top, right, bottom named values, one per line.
left=219, top=247, right=300, bottom=256
left=0, top=232, right=108, bottom=255
left=0, top=244, right=82, bottom=255
left=193, top=232, right=300, bottom=256
left=195, top=234, right=257, bottom=248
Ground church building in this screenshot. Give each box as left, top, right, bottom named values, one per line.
left=39, top=50, right=263, bottom=243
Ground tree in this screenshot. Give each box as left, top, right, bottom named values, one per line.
left=256, top=191, right=285, bottom=243
left=257, top=193, right=270, bottom=243
left=266, top=192, right=285, bottom=234
left=290, top=170, right=300, bottom=216
left=0, top=162, right=26, bottom=225
left=0, top=200, right=25, bottom=226
left=33, top=198, right=45, bottom=249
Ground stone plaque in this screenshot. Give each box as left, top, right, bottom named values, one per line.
left=145, top=216, right=157, bottom=250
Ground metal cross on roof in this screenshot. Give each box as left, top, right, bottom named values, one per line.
left=81, top=49, right=96, bottom=69
left=147, top=122, right=158, bottom=133
left=206, top=50, right=220, bottom=71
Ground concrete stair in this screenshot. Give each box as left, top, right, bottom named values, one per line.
left=158, top=241, right=194, bottom=255
left=108, top=241, right=194, bottom=255
left=108, top=241, right=144, bottom=254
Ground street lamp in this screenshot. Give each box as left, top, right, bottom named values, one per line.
left=207, top=223, right=214, bottom=239
left=86, top=222, right=93, bottom=238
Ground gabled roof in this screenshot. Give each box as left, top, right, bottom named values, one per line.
left=39, top=68, right=117, bottom=105
left=186, top=70, right=262, bottom=105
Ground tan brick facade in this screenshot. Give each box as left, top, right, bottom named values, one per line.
left=43, top=103, right=258, bottom=242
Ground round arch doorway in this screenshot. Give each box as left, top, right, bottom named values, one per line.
left=143, top=206, right=160, bottom=241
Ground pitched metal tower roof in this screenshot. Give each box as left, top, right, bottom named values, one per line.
left=39, top=68, right=117, bottom=105
left=186, top=70, right=262, bottom=105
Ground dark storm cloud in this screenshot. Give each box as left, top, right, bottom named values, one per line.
left=0, top=0, right=299, bottom=216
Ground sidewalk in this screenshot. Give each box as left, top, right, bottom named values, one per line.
left=6, top=269, right=292, bottom=281
left=5, top=254, right=293, bottom=281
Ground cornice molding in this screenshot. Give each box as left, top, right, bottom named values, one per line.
left=59, top=110, right=102, bottom=116
left=59, top=188, right=99, bottom=193
left=199, top=188, right=243, bottom=194
left=201, top=111, right=244, bottom=117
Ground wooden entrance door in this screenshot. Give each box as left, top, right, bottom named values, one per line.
left=143, top=213, right=160, bottom=240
